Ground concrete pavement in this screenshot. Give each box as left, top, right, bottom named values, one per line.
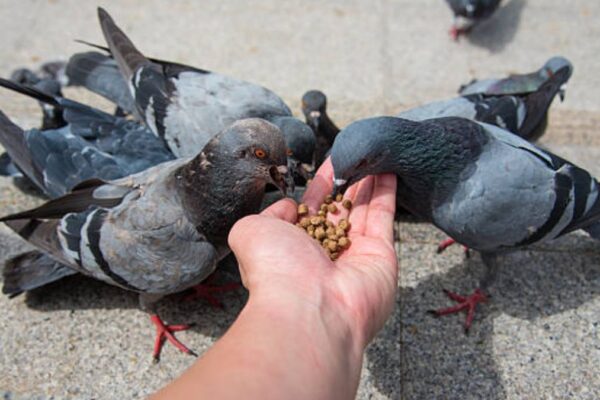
left=0, top=1, right=599, bottom=398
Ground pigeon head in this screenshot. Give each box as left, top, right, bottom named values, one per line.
left=540, top=56, right=573, bottom=101
left=331, top=117, right=412, bottom=195
left=269, top=116, right=315, bottom=184
left=180, top=118, right=291, bottom=199
left=216, top=118, right=291, bottom=194
left=269, top=116, right=315, bottom=165
left=178, top=118, right=291, bottom=242
left=301, top=90, right=328, bottom=131
left=542, top=56, right=573, bottom=78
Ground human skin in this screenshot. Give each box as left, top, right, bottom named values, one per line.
left=151, top=159, right=398, bottom=400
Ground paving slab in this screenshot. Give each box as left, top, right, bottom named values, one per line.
left=0, top=0, right=599, bottom=399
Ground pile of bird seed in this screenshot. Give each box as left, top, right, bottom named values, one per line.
left=296, top=194, right=352, bottom=260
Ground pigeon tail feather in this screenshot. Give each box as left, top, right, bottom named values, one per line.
left=0, top=111, right=44, bottom=189
left=97, top=7, right=150, bottom=81
left=2, top=251, right=77, bottom=297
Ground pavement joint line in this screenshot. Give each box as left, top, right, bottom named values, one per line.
left=398, top=240, right=600, bottom=255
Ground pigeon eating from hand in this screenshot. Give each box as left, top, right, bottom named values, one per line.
left=301, top=90, right=340, bottom=169
left=445, top=0, right=502, bottom=40
left=330, top=116, right=600, bottom=331
left=399, top=59, right=573, bottom=252
left=1, top=118, right=291, bottom=361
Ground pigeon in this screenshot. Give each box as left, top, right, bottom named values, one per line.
left=0, top=77, right=174, bottom=198
left=459, top=56, right=573, bottom=98
left=445, top=0, right=502, bottom=40
left=0, top=65, right=67, bottom=188
left=330, top=116, right=600, bottom=331
left=301, top=90, right=340, bottom=169
left=400, top=60, right=572, bottom=143
left=9, top=64, right=67, bottom=130
left=1, top=118, right=290, bottom=360
left=70, top=9, right=315, bottom=183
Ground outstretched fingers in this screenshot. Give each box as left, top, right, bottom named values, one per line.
left=302, top=158, right=335, bottom=214
left=365, top=173, right=397, bottom=245
left=261, top=197, right=298, bottom=223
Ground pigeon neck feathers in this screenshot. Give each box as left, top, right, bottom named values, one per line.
left=175, top=120, right=286, bottom=245
left=332, top=116, right=489, bottom=219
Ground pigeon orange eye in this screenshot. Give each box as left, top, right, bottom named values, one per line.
left=254, top=148, right=267, bottom=159
left=286, top=149, right=294, bottom=156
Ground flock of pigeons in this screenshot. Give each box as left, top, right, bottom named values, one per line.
left=0, top=4, right=592, bottom=363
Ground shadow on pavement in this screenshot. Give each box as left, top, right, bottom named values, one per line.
left=366, top=232, right=600, bottom=399
left=17, top=255, right=246, bottom=341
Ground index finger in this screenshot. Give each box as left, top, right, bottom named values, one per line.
left=260, top=197, right=298, bottom=223
left=365, top=173, right=397, bottom=246
left=301, top=157, right=334, bottom=214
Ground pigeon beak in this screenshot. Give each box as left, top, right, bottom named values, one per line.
left=269, top=165, right=292, bottom=196
left=559, top=84, right=567, bottom=101
left=332, top=177, right=349, bottom=197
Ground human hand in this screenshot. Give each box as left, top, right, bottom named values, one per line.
left=228, top=158, right=398, bottom=350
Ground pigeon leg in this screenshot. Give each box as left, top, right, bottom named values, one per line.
left=449, top=25, right=461, bottom=41
left=150, top=314, right=197, bottom=362
left=139, top=293, right=197, bottom=362
left=436, top=237, right=470, bottom=257
left=182, top=273, right=242, bottom=308
left=429, top=288, right=488, bottom=332
left=449, top=18, right=475, bottom=41
left=429, top=252, right=497, bottom=331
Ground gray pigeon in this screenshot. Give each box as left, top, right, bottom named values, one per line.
left=0, top=77, right=174, bottom=198
left=76, top=8, right=315, bottom=179
left=330, top=116, right=600, bottom=330
left=459, top=56, right=573, bottom=98
left=301, top=90, right=340, bottom=169
left=445, top=0, right=502, bottom=40
left=1, top=118, right=290, bottom=360
left=400, top=61, right=572, bottom=143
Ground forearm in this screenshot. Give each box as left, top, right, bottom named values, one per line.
left=151, top=292, right=364, bottom=400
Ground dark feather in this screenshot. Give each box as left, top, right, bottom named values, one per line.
left=0, top=182, right=126, bottom=221
left=0, top=111, right=45, bottom=189
left=97, top=7, right=152, bottom=81
left=2, top=251, right=77, bottom=298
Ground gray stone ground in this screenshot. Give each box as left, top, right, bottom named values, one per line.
left=0, top=0, right=599, bottom=398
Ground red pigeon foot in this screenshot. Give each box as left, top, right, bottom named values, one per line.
left=436, top=238, right=470, bottom=257
left=429, top=288, right=488, bottom=332
left=182, top=282, right=242, bottom=308
left=150, top=314, right=196, bottom=362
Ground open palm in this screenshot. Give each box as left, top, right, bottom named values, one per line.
left=228, top=159, right=398, bottom=347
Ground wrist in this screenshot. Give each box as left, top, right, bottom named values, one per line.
left=246, top=288, right=366, bottom=386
